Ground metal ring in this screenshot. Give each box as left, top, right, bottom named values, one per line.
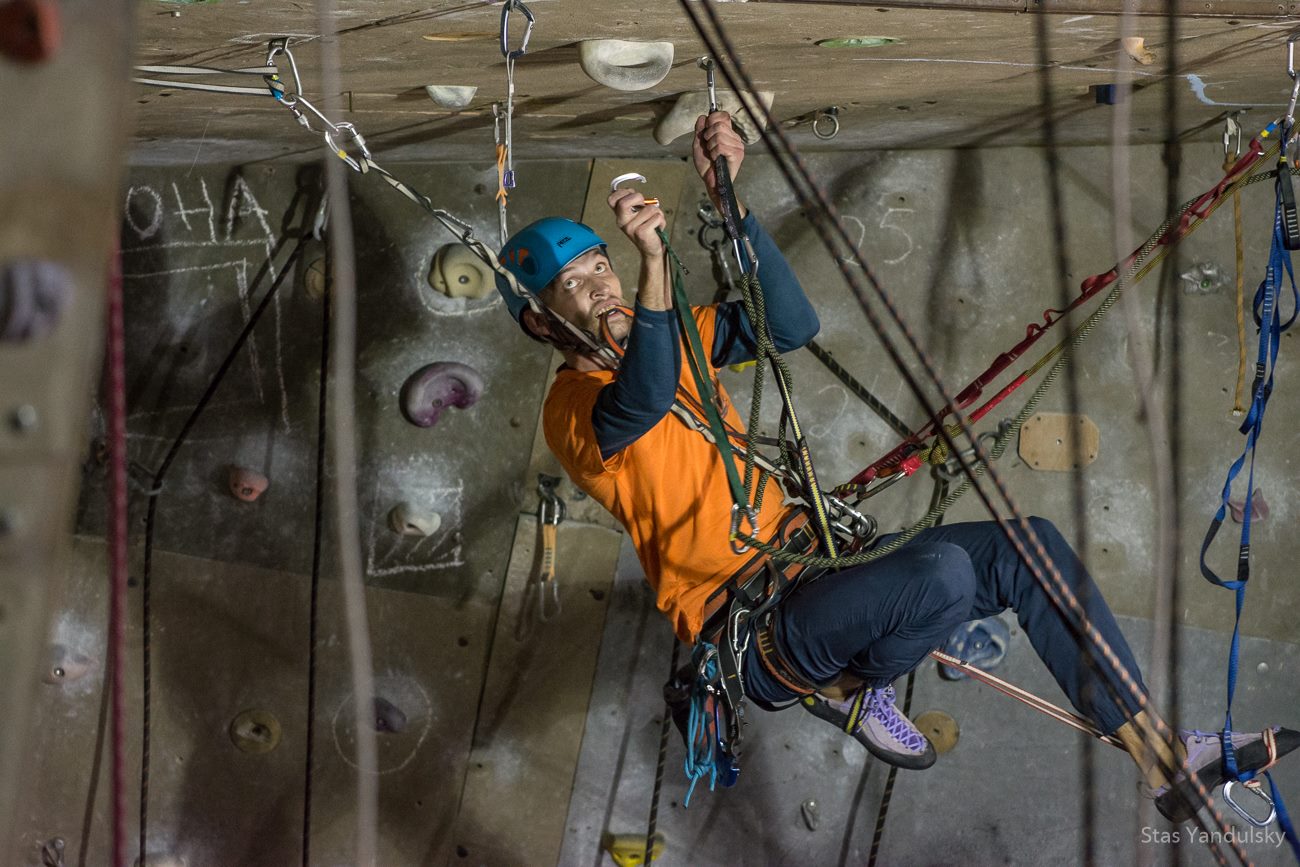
left=812, top=110, right=840, bottom=141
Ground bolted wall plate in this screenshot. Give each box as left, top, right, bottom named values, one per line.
left=229, top=709, right=282, bottom=754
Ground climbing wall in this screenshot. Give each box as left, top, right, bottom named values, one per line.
left=0, top=0, right=135, bottom=862
left=18, top=143, right=1300, bottom=866
left=21, top=159, right=592, bottom=866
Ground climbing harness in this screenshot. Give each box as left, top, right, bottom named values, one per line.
left=1198, top=51, right=1300, bottom=853
left=496, top=0, right=533, bottom=245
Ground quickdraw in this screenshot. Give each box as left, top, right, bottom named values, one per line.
left=495, top=0, right=534, bottom=246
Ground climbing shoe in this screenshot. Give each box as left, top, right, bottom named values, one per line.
left=1152, top=726, right=1300, bottom=823
left=802, top=685, right=937, bottom=770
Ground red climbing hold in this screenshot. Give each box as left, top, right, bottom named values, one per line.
left=0, top=0, right=61, bottom=64
left=400, top=362, right=485, bottom=428
left=228, top=466, right=269, bottom=502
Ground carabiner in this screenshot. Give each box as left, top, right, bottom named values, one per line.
left=537, top=473, right=566, bottom=526
left=499, top=0, right=535, bottom=61
left=1223, top=779, right=1277, bottom=828
left=729, top=504, right=759, bottom=555
left=610, top=172, right=660, bottom=208
left=1223, top=113, right=1242, bottom=160
left=1286, top=33, right=1300, bottom=129
left=265, top=37, right=303, bottom=99
left=324, top=123, right=368, bottom=173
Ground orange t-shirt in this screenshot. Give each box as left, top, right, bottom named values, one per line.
left=543, top=306, right=792, bottom=643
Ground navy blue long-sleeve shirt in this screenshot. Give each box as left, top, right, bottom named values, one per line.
left=592, top=212, right=819, bottom=459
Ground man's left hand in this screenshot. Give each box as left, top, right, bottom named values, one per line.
left=692, top=111, right=745, bottom=213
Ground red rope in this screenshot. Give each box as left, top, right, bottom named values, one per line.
left=106, top=241, right=129, bottom=867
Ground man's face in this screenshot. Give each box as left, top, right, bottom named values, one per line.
left=540, top=248, right=630, bottom=342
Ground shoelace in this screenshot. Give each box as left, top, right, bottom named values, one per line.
left=864, top=687, right=927, bottom=753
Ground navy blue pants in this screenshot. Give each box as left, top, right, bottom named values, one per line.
left=742, top=517, right=1148, bottom=735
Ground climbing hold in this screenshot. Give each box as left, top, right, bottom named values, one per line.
left=400, top=362, right=484, bottom=428
left=1121, top=36, right=1156, bottom=66
left=1179, top=261, right=1227, bottom=295
left=40, top=837, right=64, bottom=867
left=42, top=644, right=95, bottom=685
left=1017, top=413, right=1100, bottom=472
left=578, top=39, right=674, bottom=92
left=388, top=502, right=442, bottom=537
left=800, top=798, right=820, bottom=831
left=229, top=709, right=282, bottom=754
left=1229, top=488, right=1269, bottom=524
left=227, top=467, right=269, bottom=502
left=303, top=256, right=329, bottom=300
left=937, top=617, right=1009, bottom=681
left=427, top=244, right=494, bottom=300
left=914, top=710, right=960, bottom=755
left=655, top=89, right=774, bottom=146
left=373, top=696, right=409, bottom=733
left=424, top=84, right=477, bottom=109
left=0, top=0, right=61, bottom=64
left=0, top=258, right=72, bottom=341
left=815, top=36, right=901, bottom=49
left=602, top=832, right=665, bottom=867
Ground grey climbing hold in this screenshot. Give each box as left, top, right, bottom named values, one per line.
left=1, top=258, right=73, bottom=341
left=579, top=39, right=674, bottom=91
left=43, top=644, right=95, bottom=685
left=228, top=466, right=269, bottom=502
left=801, top=798, right=819, bottom=831
left=654, top=89, right=775, bottom=146
left=428, top=244, right=494, bottom=300
left=373, top=696, right=409, bottom=733
left=400, top=362, right=485, bottom=428
left=229, top=709, right=282, bottom=754
left=425, top=84, right=477, bottom=109
left=388, top=502, right=442, bottom=537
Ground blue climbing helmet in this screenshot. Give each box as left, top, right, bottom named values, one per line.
left=495, top=217, right=607, bottom=323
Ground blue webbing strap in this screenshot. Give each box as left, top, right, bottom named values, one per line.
left=1199, top=162, right=1300, bottom=860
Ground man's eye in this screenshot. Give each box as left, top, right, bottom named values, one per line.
left=594, top=262, right=606, bottom=273
left=563, top=279, right=578, bottom=290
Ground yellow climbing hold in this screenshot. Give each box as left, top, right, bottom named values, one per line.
left=603, top=832, right=665, bottom=867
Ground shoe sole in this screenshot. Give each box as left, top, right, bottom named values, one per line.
left=802, top=696, right=938, bottom=771
left=1157, top=727, right=1300, bottom=823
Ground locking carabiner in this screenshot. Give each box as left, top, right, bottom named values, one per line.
left=499, top=0, right=535, bottom=61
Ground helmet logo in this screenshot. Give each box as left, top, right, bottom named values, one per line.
left=503, top=247, right=537, bottom=275
left=556, top=235, right=572, bottom=247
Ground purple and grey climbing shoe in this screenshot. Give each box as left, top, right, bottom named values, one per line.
left=802, top=685, right=937, bottom=770
left=1153, top=726, right=1300, bottom=823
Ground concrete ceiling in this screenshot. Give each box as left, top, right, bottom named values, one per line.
left=131, top=0, right=1300, bottom=165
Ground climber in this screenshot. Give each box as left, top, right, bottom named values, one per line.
left=493, top=109, right=1298, bottom=823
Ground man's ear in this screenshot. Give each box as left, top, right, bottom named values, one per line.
left=519, top=307, right=553, bottom=343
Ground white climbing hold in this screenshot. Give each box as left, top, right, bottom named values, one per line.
left=425, top=85, right=478, bottom=109
left=579, top=39, right=675, bottom=91
left=389, top=502, right=441, bottom=537
left=428, top=244, right=495, bottom=300
left=654, top=89, right=775, bottom=146
left=1121, top=36, right=1155, bottom=66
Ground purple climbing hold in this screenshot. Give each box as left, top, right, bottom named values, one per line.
left=1228, top=488, right=1269, bottom=524
left=400, top=362, right=484, bottom=428
left=0, top=258, right=72, bottom=341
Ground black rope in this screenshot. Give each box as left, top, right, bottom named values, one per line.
left=644, top=639, right=681, bottom=866
left=137, top=236, right=308, bottom=862
left=804, top=339, right=912, bottom=440
left=865, top=669, right=915, bottom=867
left=302, top=243, right=330, bottom=865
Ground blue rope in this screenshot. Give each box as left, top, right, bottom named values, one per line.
left=1199, top=158, right=1300, bottom=862
left=683, top=643, right=720, bottom=807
